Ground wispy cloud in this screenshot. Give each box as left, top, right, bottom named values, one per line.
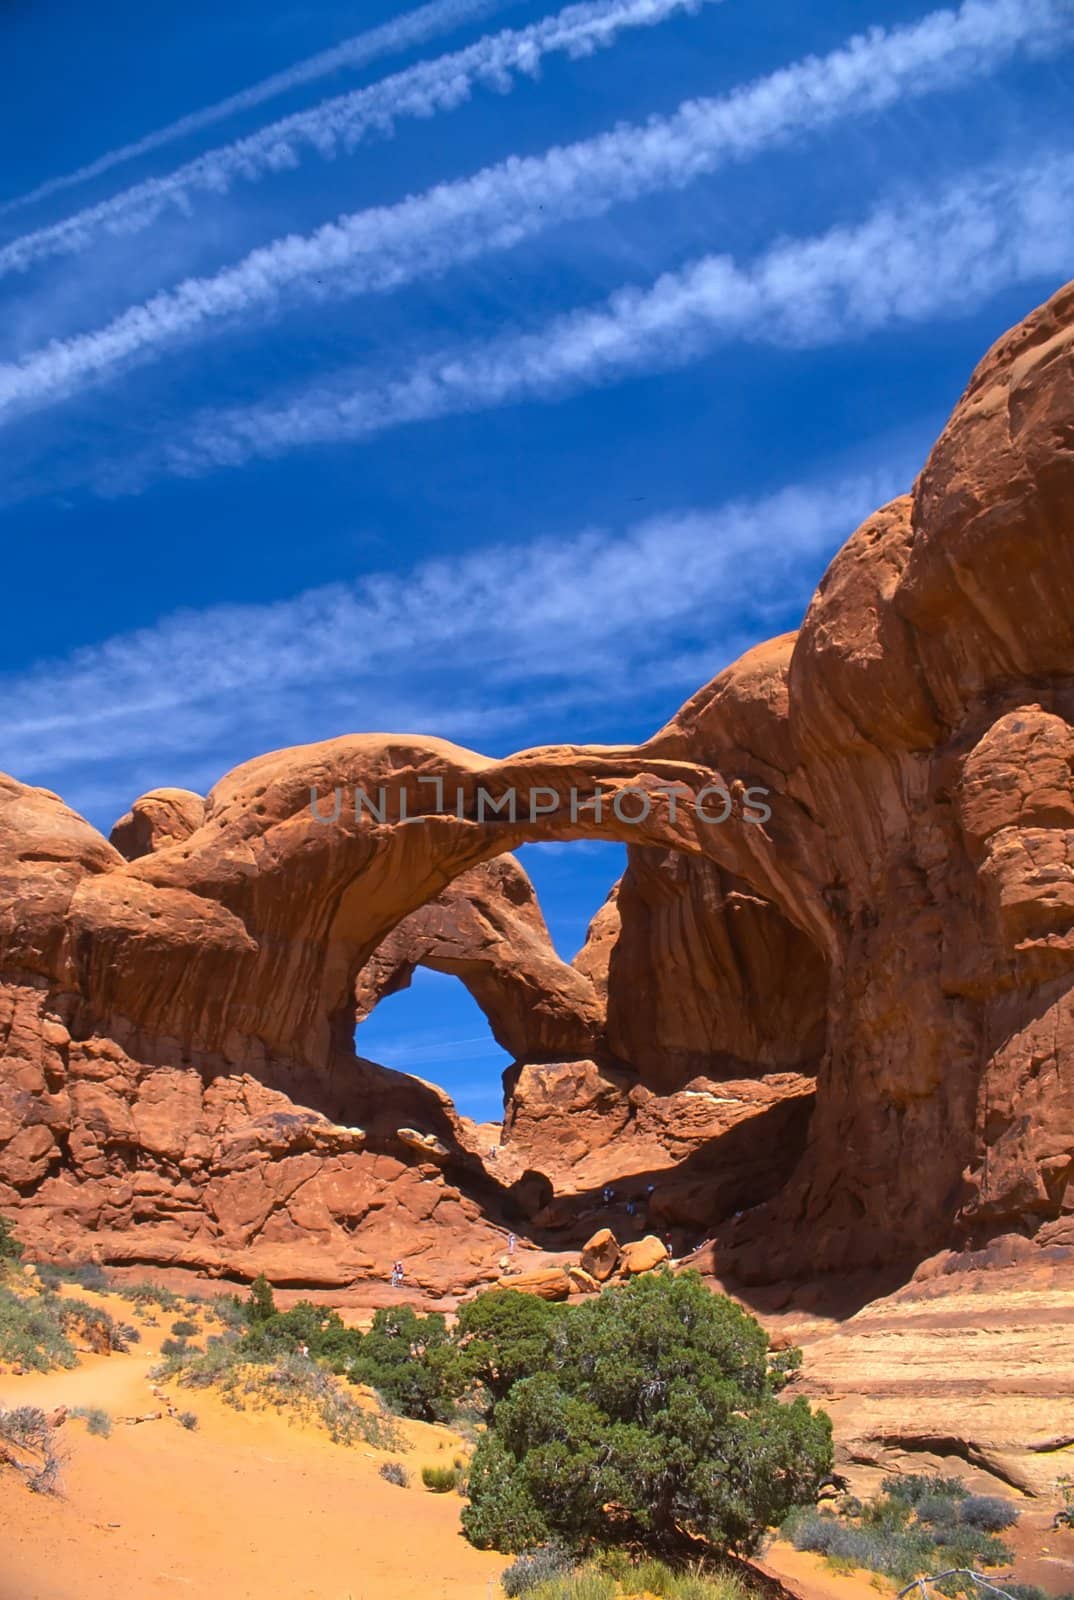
left=0, top=0, right=724, bottom=283
left=1, top=0, right=1064, bottom=424
left=0, top=465, right=905, bottom=824
left=146, top=149, right=1074, bottom=478
left=0, top=0, right=525, bottom=218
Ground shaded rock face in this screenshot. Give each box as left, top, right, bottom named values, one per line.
left=3, top=282, right=1074, bottom=1285
left=599, top=847, right=827, bottom=1090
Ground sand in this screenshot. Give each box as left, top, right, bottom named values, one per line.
left=0, top=1290, right=506, bottom=1600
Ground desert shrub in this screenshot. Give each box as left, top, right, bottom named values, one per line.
left=783, top=1485, right=1015, bottom=1590
left=119, top=1282, right=180, bottom=1311
left=170, top=1319, right=199, bottom=1338
left=0, top=1406, right=51, bottom=1448
left=0, top=1405, right=62, bottom=1493
left=177, top=1410, right=198, bottom=1431
left=784, top=1508, right=935, bottom=1584
left=464, top=1271, right=832, bottom=1559
left=111, top=1321, right=140, bottom=1350
left=957, top=1493, right=1020, bottom=1532
left=502, top=1544, right=574, bottom=1596
left=160, top=1337, right=192, bottom=1359
left=208, top=1292, right=250, bottom=1331
left=421, top=1463, right=457, bottom=1493
left=350, top=1305, right=465, bottom=1422
left=0, top=1215, right=23, bottom=1265
left=455, top=1288, right=562, bottom=1408
left=0, top=1284, right=76, bottom=1370
left=154, top=1335, right=233, bottom=1385
left=380, top=1460, right=409, bottom=1487
left=71, top=1406, right=111, bottom=1437
left=235, top=1299, right=363, bottom=1371
left=35, top=1260, right=109, bottom=1292
left=882, top=1473, right=968, bottom=1507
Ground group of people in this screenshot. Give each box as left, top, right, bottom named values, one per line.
left=389, top=1259, right=405, bottom=1288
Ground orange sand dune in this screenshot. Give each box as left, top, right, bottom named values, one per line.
left=0, top=1299, right=506, bottom=1600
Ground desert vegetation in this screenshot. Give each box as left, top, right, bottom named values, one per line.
left=0, top=1404, right=63, bottom=1494
left=781, top=1474, right=1035, bottom=1595
left=461, top=1272, right=830, bottom=1560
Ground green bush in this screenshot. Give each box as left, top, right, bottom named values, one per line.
left=349, top=1305, right=465, bottom=1422
left=248, top=1274, right=276, bottom=1323
left=171, top=1319, right=199, bottom=1338
left=455, top=1288, right=561, bottom=1408
left=234, top=1298, right=363, bottom=1371
left=177, top=1410, right=199, bottom=1431
left=421, top=1463, right=457, bottom=1493
left=463, top=1271, right=832, bottom=1559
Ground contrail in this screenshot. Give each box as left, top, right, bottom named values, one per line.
left=158, top=150, right=1074, bottom=475
left=0, top=0, right=1067, bottom=422
left=0, top=0, right=725, bottom=279
left=0, top=0, right=526, bottom=218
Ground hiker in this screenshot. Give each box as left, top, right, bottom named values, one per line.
left=391, top=1259, right=405, bottom=1288
left=507, top=1232, right=517, bottom=1255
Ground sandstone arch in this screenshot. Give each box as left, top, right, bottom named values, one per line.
left=4, top=280, right=1074, bottom=1285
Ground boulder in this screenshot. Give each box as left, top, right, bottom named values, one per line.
left=567, top=1264, right=600, bottom=1295
left=619, top=1236, right=669, bottom=1275
left=496, top=1268, right=571, bottom=1301
left=580, top=1227, right=621, bottom=1283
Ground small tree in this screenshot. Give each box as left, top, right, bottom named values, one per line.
left=351, top=1305, right=464, bottom=1422
left=247, top=1274, right=276, bottom=1324
left=455, top=1287, right=561, bottom=1407
left=462, top=1270, right=832, bottom=1559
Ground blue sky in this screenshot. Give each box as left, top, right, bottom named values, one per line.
left=2, top=0, right=1072, bottom=1119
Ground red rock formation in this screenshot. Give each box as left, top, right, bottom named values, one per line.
left=355, top=855, right=602, bottom=1065
left=3, top=282, right=1074, bottom=1287
left=110, top=788, right=206, bottom=861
